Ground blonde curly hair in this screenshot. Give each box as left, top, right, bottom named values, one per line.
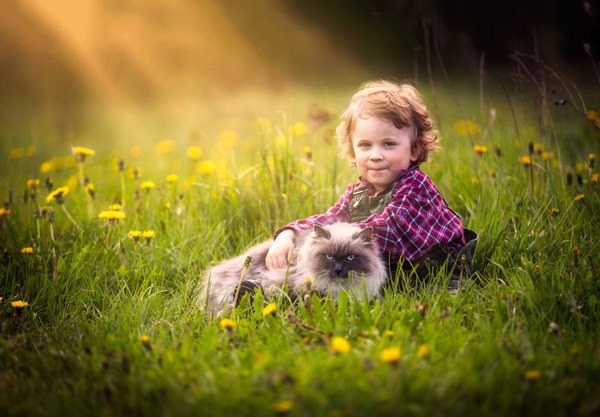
left=336, top=80, right=440, bottom=164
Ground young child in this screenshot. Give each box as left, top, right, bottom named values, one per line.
left=266, top=80, right=473, bottom=291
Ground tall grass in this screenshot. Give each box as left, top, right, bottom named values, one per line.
left=1, top=84, right=599, bottom=417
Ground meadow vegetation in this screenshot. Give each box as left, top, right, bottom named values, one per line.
left=1, top=80, right=599, bottom=416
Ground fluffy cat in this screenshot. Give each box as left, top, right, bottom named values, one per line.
left=199, top=222, right=387, bottom=315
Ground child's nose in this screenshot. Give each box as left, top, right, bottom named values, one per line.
left=370, top=148, right=383, bottom=160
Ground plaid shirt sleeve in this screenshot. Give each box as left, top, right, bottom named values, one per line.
left=355, top=168, right=465, bottom=262
left=274, top=183, right=356, bottom=237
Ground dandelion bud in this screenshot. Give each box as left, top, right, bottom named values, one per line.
left=566, top=172, right=573, bottom=185
left=577, top=174, right=583, bottom=186
left=45, top=176, right=53, bottom=191
left=494, top=145, right=502, bottom=157
left=528, top=141, right=534, bottom=154
left=118, top=159, right=125, bottom=172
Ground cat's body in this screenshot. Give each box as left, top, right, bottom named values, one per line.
left=199, top=222, right=387, bottom=315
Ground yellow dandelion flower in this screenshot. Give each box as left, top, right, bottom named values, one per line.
left=165, top=201, right=172, bottom=209
left=85, top=183, right=95, bottom=196
left=139, top=335, right=150, bottom=344
left=71, top=146, right=96, bottom=162
left=140, top=181, right=156, bottom=190
left=533, top=143, right=543, bottom=154
left=417, top=343, right=431, bottom=359
left=471, top=177, right=480, bottom=185
left=303, top=146, right=313, bottom=159
left=519, top=155, right=533, bottom=166
left=331, top=336, right=351, bottom=353
left=129, top=230, right=142, bottom=241
left=219, top=130, right=239, bottom=149
left=273, top=400, right=294, bottom=413
left=220, top=318, right=236, bottom=330
left=473, top=145, right=488, bottom=155
left=576, top=162, right=587, bottom=173
left=11, top=300, right=29, bottom=309
left=186, top=146, right=203, bottom=161
left=586, top=110, right=600, bottom=127
left=262, top=303, right=277, bottom=317
left=21, top=247, right=34, bottom=254
left=27, top=179, right=40, bottom=189
left=166, top=174, right=179, bottom=184
left=524, top=370, right=541, bottom=380
left=0, top=208, right=10, bottom=218
left=589, top=153, right=597, bottom=162
left=39, top=160, right=55, bottom=174
left=541, top=152, right=553, bottom=161
left=292, top=122, right=308, bottom=137
left=196, top=160, right=216, bottom=175
left=591, top=173, right=599, bottom=183
left=155, top=139, right=175, bottom=156
left=10, top=147, right=24, bottom=159
left=142, top=230, right=156, bottom=242
left=383, top=330, right=394, bottom=338
left=380, top=347, right=401, bottom=364
left=46, top=186, right=69, bottom=204
left=575, top=194, right=585, bottom=201
left=109, top=204, right=123, bottom=211
left=98, top=210, right=126, bottom=220
left=551, top=208, right=559, bottom=216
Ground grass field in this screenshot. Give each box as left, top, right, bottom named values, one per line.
left=1, top=80, right=599, bottom=417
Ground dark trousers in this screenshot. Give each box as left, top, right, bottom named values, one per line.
left=385, top=228, right=478, bottom=290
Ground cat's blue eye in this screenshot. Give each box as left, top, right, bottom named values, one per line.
left=346, top=255, right=355, bottom=261
left=325, top=254, right=334, bottom=260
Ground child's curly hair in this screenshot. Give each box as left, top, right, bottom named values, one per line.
left=336, top=80, right=440, bottom=164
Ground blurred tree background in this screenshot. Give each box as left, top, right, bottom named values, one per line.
left=0, top=0, right=598, bottom=142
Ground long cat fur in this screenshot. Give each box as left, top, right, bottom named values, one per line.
left=199, top=222, right=387, bottom=315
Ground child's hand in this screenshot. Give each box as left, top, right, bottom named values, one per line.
left=266, top=230, right=296, bottom=269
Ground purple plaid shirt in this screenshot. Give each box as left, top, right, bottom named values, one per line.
left=275, top=165, right=465, bottom=262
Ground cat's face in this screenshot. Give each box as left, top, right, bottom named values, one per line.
left=303, top=224, right=377, bottom=281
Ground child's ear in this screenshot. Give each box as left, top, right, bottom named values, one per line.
left=410, top=141, right=423, bottom=162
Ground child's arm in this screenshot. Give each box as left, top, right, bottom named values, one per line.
left=266, top=184, right=356, bottom=270
left=265, top=229, right=296, bottom=269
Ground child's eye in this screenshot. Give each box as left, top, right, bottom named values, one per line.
left=325, top=254, right=334, bottom=260
left=346, top=255, right=355, bottom=261
left=383, top=142, right=396, bottom=148
left=357, top=143, right=371, bottom=148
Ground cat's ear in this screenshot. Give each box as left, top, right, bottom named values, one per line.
left=353, top=226, right=373, bottom=243
left=313, top=225, right=331, bottom=239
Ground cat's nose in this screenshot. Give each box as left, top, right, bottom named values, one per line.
left=334, top=264, right=344, bottom=276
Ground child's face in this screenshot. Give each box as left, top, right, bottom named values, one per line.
left=350, top=116, right=419, bottom=192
